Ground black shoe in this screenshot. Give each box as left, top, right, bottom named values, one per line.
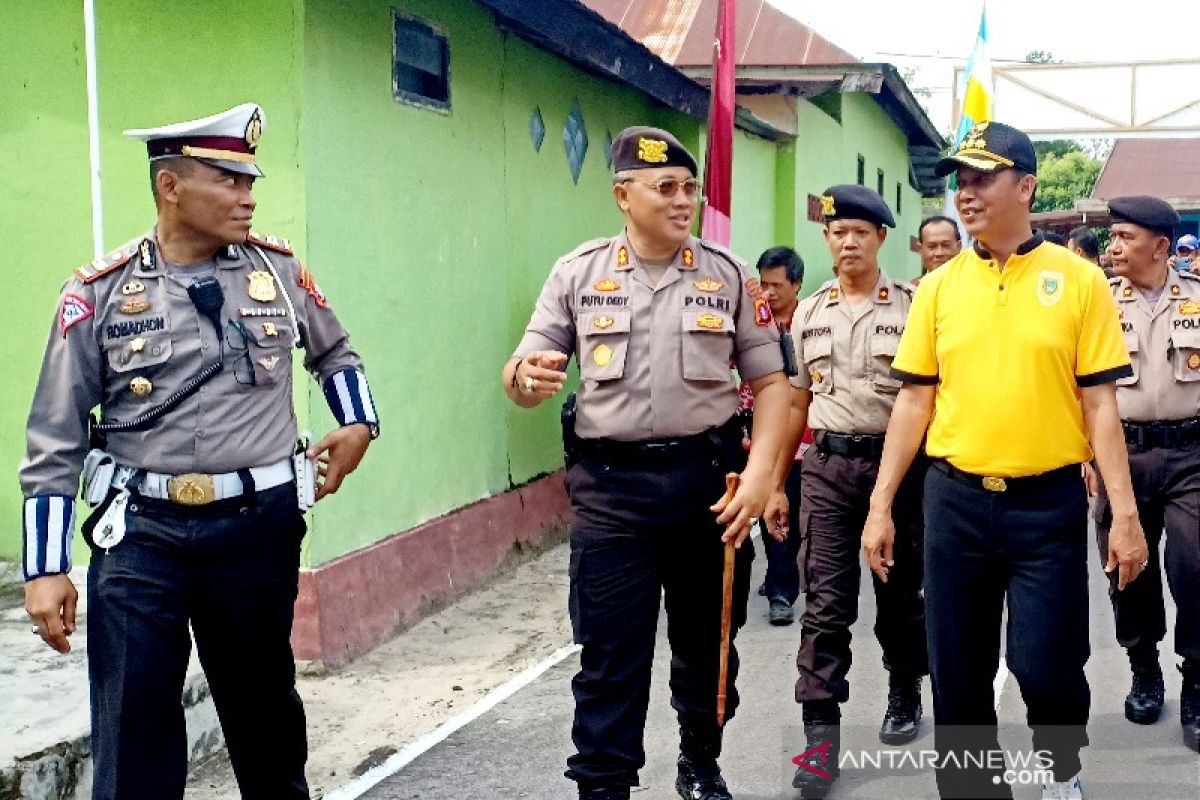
left=1181, top=659, right=1200, bottom=752
left=768, top=598, right=794, bottom=626
left=578, top=786, right=630, bottom=800
left=675, top=754, right=732, bottom=800
left=879, top=677, right=923, bottom=744
left=1125, top=652, right=1165, bottom=725
left=792, top=724, right=840, bottom=796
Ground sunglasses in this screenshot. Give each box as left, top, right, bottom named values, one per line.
left=622, top=177, right=702, bottom=199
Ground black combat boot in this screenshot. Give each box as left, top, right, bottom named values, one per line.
left=1180, top=658, right=1200, bottom=752
left=675, top=722, right=732, bottom=800
left=879, top=675, right=923, bottom=745
left=792, top=700, right=841, bottom=799
left=578, top=786, right=630, bottom=800
left=1124, top=648, right=1165, bottom=725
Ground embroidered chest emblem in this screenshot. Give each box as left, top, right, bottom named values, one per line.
left=248, top=270, right=278, bottom=303
left=1037, top=271, right=1065, bottom=307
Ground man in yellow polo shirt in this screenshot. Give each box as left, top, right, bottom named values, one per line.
left=861, top=121, right=1150, bottom=800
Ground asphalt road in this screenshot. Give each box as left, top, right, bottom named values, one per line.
left=362, top=528, right=1198, bottom=800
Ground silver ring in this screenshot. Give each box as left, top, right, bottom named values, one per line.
left=524, top=376, right=535, bottom=393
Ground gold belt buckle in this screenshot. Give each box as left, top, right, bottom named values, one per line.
left=167, top=473, right=216, bottom=505
left=981, top=476, right=1007, bottom=492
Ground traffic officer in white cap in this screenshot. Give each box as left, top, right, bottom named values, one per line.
left=20, top=102, right=379, bottom=799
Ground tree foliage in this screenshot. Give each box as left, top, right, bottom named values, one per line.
left=1033, top=150, right=1102, bottom=212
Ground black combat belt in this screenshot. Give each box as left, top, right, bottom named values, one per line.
left=1122, top=417, right=1200, bottom=450
left=814, top=430, right=886, bottom=459
left=932, top=460, right=1079, bottom=494
left=576, top=415, right=742, bottom=464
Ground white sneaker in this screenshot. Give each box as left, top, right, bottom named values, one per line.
left=1041, top=771, right=1084, bottom=800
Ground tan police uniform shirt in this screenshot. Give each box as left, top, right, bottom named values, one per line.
left=514, top=231, right=784, bottom=441
left=789, top=271, right=914, bottom=434
left=20, top=230, right=364, bottom=498
left=1111, top=268, right=1200, bottom=422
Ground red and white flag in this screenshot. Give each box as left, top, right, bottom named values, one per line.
left=701, top=0, right=736, bottom=246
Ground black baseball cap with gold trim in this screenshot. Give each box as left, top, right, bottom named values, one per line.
left=611, top=126, right=698, bottom=176
left=934, top=121, right=1037, bottom=178
left=124, top=102, right=266, bottom=177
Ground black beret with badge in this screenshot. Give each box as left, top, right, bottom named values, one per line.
left=934, top=120, right=1037, bottom=178
left=1108, top=195, right=1180, bottom=239
left=820, top=184, right=895, bottom=228
left=611, top=126, right=698, bottom=176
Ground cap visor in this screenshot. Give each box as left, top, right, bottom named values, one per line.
left=934, top=154, right=1007, bottom=178
left=197, top=157, right=264, bottom=178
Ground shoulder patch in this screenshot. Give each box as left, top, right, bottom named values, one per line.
left=895, top=281, right=916, bottom=296
left=1179, top=271, right=1200, bottom=282
left=560, top=237, right=611, bottom=264
left=75, top=244, right=136, bottom=283
left=246, top=231, right=293, bottom=255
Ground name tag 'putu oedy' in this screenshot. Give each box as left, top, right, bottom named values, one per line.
left=94, top=490, right=130, bottom=551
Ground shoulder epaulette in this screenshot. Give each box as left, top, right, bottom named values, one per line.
left=817, top=278, right=838, bottom=295
left=559, top=237, right=611, bottom=265
left=696, top=238, right=746, bottom=269
left=246, top=231, right=293, bottom=255
left=74, top=240, right=140, bottom=283
left=895, top=280, right=916, bottom=296
left=1108, top=275, right=1122, bottom=285
left=1178, top=271, right=1200, bottom=282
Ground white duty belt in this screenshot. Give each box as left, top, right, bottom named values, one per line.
left=112, top=457, right=294, bottom=505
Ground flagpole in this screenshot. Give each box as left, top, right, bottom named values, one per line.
left=701, top=0, right=735, bottom=247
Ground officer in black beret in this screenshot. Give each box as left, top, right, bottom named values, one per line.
left=1101, top=195, right=1200, bottom=752
left=781, top=184, right=929, bottom=796
left=503, top=124, right=790, bottom=799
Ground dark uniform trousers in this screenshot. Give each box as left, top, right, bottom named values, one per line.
left=795, top=450, right=927, bottom=704
left=924, top=464, right=1089, bottom=799
left=563, top=426, right=753, bottom=789
left=85, top=483, right=309, bottom=800
left=1094, top=440, right=1200, bottom=659
left=762, top=461, right=803, bottom=604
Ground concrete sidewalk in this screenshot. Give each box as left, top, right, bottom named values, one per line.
left=0, top=564, right=222, bottom=800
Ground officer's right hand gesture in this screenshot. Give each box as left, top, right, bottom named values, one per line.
left=26, top=574, right=79, bottom=653
left=506, top=351, right=568, bottom=407
left=862, top=505, right=896, bottom=583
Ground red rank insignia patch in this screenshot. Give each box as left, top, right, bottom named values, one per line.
left=60, top=293, right=94, bottom=337
left=617, top=246, right=629, bottom=267
left=296, top=263, right=328, bottom=309
left=878, top=287, right=890, bottom=302
left=754, top=297, right=773, bottom=327
left=828, top=288, right=840, bottom=301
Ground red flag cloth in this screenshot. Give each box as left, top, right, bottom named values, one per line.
left=701, top=0, right=735, bottom=246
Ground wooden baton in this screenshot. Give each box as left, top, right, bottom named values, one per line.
left=716, top=472, right=740, bottom=728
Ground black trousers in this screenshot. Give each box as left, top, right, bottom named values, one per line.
left=924, top=464, right=1089, bottom=799
left=1094, top=441, right=1200, bottom=659
left=762, top=461, right=803, bottom=604
left=86, top=484, right=309, bottom=800
left=794, top=450, right=927, bottom=704
left=563, top=443, right=753, bottom=789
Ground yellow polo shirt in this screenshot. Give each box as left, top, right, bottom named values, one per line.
left=891, top=238, right=1132, bottom=477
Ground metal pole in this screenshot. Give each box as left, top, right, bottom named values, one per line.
left=84, top=0, right=104, bottom=258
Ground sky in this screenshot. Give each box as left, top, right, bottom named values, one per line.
left=772, top=0, right=1199, bottom=136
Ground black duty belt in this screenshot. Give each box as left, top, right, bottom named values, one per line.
left=814, top=430, right=886, bottom=459
left=1122, top=417, right=1200, bottom=450
left=577, top=416, right=741, bottom=463
left=932, top=460, right=1079, bottom=494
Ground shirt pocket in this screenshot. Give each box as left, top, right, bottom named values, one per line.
left=104, top=335, right=173, bottom=375
left=1172, top=328, right=1200, bottom=383
left=681, top=310, right=735, bottom=382
left=244, top=321, right=294, bottom=387
left=870, top=336, right=903, bottom=394
left=802, top=334, right=833, bottom=394
left=579, top=311, right=630, bottom=382
left=1117, top=334, right=1140, bottom=386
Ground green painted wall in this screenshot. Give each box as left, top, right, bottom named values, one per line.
left=0, top=1, right=303, bottom=565
left=1, top=1, right=927, bottom=570
left=791, top=93, right=924, bottom=295
left=298, top=0, right=702, bottom=566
